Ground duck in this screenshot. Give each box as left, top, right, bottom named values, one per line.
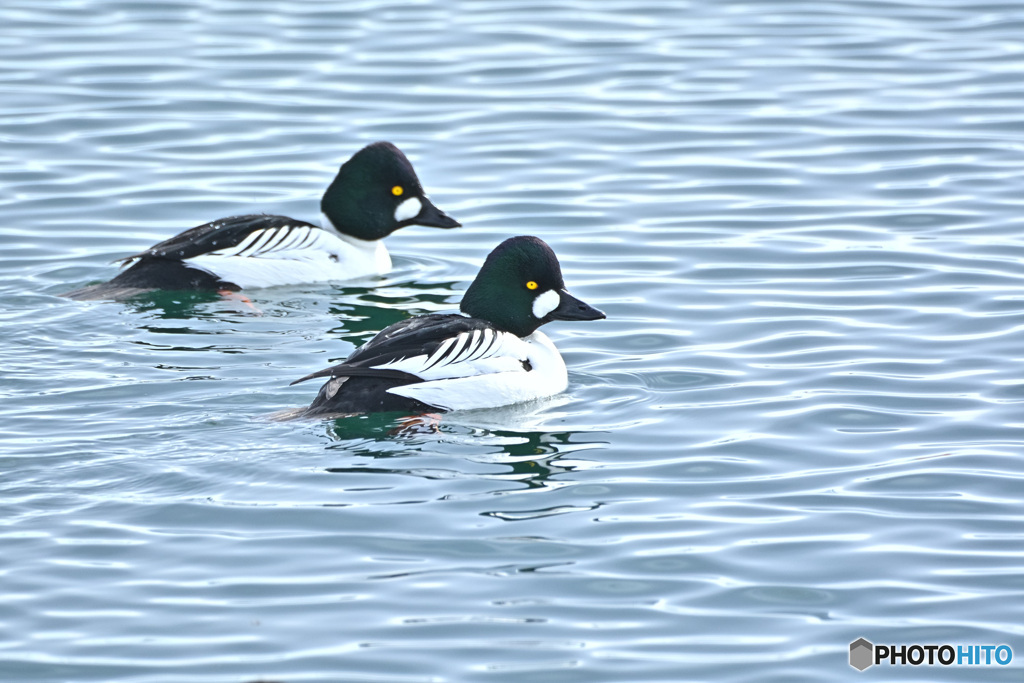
left=293, top=235, right=605, bottom=416
left=63, top=141, right=459, bottom=300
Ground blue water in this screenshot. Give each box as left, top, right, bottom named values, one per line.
left=3, top=1, right=1024, bottom=681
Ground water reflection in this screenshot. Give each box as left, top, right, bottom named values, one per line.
left=324, top=419, right=609, bottom=492
left=118, top=289, right=227, bottom=319
left=322, top=279, right=462, bottom=347
left=86, top=268, right=461, bottom=332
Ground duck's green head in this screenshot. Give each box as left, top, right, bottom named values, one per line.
left=460, top=236, right=605, bottom=337
left=321, top=141, right=460, bottom=241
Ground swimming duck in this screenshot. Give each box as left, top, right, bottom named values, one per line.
left=293, top=235, right=605, bottom=416
left=63, top=141, right=459, bottom=300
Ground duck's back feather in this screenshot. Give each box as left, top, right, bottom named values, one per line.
left=118, top=214, right=321, bottom=264
left=291, top=314, right=515, bottom=385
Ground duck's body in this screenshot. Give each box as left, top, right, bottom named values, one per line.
left=294, top=236, right=605, bottom=417
left=297, top=314, right=569, bottom=414
left=63, top=142, right=458, bottom=300
left=100, top=214, right=389, bottom=294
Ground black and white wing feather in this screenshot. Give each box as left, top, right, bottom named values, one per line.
left=291, top=314, right=529, bottom=386
left=118, top=214, right=325, bottom=265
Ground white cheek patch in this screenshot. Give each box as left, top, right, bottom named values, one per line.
left=394, top=196, right=422, bottom=223
left=532, top=289, right=560, bottom=318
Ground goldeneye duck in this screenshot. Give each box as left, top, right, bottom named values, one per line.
left=63, top=141, right=459, bottom=300
left=293, top=235, right=605, bottom=416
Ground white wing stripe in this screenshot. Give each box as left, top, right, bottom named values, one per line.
left=295, top=228, right=318, bottom=250
left=253, top=232, right=282, bottom=255
left=455, top=330, right=487, bottom=365
left=442, top=333, right=472, bottom=368
left=233, top=230, right=273, bottom=256
left=465, top=328, right=494, bottom=362
left=263, top=226, right=294, bottom=252
left=278, top=228, right=308, bottom=252
left=242, top=230, right=271, bottom=255
left=369, top=328, right=525, bottom=379
left=266, top=228, right=298, bottom=253
left=444, top=333, right=472, bottom=366
left=238, top=230, right=272, bottom=255
left=463, top=330, right=483, bottom=362
left=300, top=229, right=324, bottom=252
left=433, top=333, right=470, bottom=369
left=221, top=231, right=261, bottom=256
left=424, top=337, right=457, bottom=370
left=250, top=229, right=282, bottom=255
left=200, top=226, right=332, bottom=260
left=485, top=329, right=500, bottom=358
left=375, top=335, right=530, bottom=380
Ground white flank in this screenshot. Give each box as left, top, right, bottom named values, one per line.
left=388, top=331, right=568, bottom=411
left=532, top=289, right=560, bottom=319
left=186, top=223, right=390, bottom=289
left=394, top=196, right=422, bottom=223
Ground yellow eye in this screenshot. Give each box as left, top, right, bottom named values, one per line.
left=526, top=280, right=538, bottom=290
left=392, top=185, right=404, bottom=196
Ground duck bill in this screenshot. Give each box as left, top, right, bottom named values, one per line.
left=413, top=196, right=460, bottom=229
left=548, top=288, right=606, bottom=322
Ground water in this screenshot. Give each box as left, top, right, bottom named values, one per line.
left=3, top=1, right=1024, bottom=681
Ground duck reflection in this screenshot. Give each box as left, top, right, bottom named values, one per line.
left=104, top=270, right=461, bottom=328
left=118, top=289, right=229, bottom=319
left=322, top=416, right=608, bottom=491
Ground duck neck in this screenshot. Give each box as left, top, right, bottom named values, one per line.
left=321, top=213, right=391, bottom=274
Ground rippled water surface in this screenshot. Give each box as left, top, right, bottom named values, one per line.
left=3, top=1, right=1024, bottom=681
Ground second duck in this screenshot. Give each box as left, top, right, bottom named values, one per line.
left=64, top=141, right=459, bottom=300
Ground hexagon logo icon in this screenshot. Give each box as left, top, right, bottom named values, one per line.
left=850, top=638, right=874, bottom=671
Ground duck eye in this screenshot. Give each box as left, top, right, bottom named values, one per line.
left=392, top=185, right=404, bottom=196
left=526, top=280, right=538, bottom=290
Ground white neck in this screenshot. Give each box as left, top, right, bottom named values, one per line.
left=321, top=213, right=391, bottom=274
